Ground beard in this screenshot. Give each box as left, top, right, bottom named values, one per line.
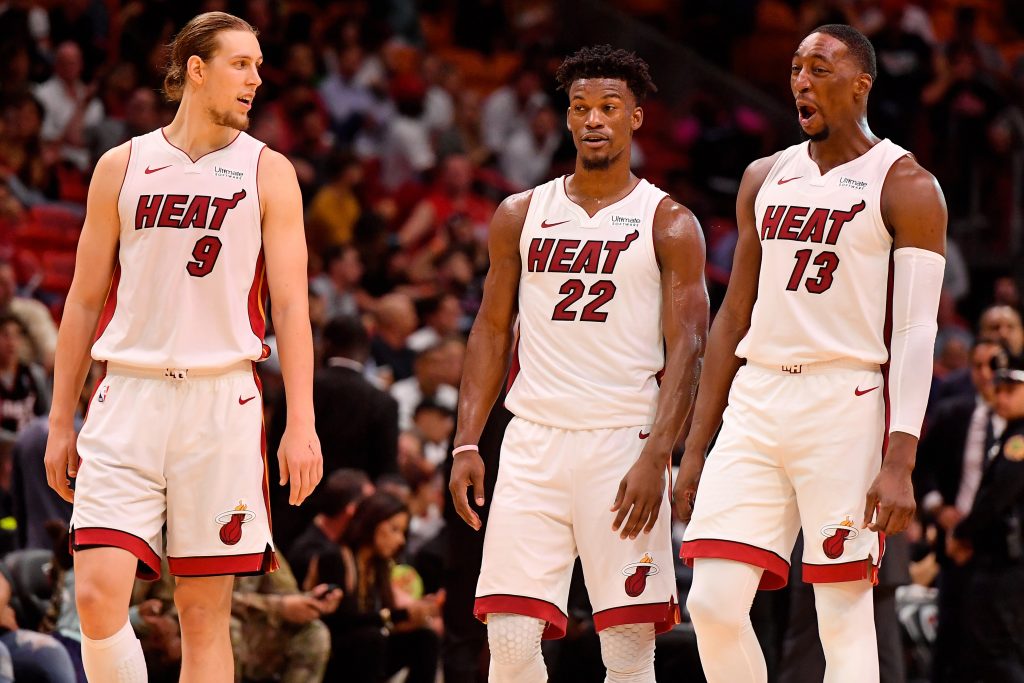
left=209, top=106, right=250, bottom=132
left=580, top=146, right=623, bottom=171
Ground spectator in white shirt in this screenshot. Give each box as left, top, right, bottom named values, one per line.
left=32, top=41, right=103, bottom=171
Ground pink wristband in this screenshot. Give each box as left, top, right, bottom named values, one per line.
left=452, top=445, right=479, bottom=456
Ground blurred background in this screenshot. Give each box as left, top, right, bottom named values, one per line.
left=1, top=0, right=1024, bottom=681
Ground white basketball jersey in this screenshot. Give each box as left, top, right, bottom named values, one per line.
left=736, top=139, right=911, bottom=366
left=504, top=176, right=666, bottom=430
left=92, top=129, right=270, bottom=370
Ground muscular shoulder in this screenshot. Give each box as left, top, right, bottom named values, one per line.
left=882, top=155, right=947, bottom=251
left=740, top=151, right=784, bottom=196
left=494, top=189, right=534, bottom=226
left=488, top=189, right=534, bottom=245
left=653, top=196, right=706, bottom=269
left=653, top=197, right=702, bottom=244
left=882, top=155, right=943, bottom=209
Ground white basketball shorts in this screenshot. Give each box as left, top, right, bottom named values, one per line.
left=70, top=361, right=277, bottom=580
left=681, top=360, right=886, bottom=589
left=475, top=417, right=679, bottom=639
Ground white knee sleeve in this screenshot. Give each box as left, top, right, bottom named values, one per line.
left=599, top=623, right=655, bottom=683
left=813, top=581, right=878, bottom=683
left=81, top=620, right=147, bottom=683
left=487, top=613, right=547, bottom=683
left=687, top=558, right=767, bottom=683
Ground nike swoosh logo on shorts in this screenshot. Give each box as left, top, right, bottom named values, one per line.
left=239, top=395, right=257, bottom=405
left=639, top=431, right=651, bottom=439
left=777, top=176, right=802, bottom=185
left=541, top=219, right=570, bottom=229
left=854, top=386, right=879, bottom=396
left=145, top=165, right=171, bottom=174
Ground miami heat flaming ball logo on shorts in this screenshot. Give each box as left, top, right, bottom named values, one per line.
left=216, top=501, right=255, bottom=546
left=820, top=516, right=859, bottom=559
left=622, top=553, right=659, bottom=597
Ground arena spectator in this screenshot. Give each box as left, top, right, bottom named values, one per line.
left=498, top=105, right=562, bottom=189
left=314, top=492, right=441, bottom=683
left=304, top=152, right=364, bottom=257
left=231, top=555, right=340, bottom=683
left=408, top=293, right=465, bottom=352
left=0, top=261, right=57, bottom=370
left=480, top=68, right=548, bottom=154
left=370, top=293, right=418, bottom=383
left=377, top=73, right=435, bottom=191
left=309, top=245, right=367, bottom=321
left=270, top=315, right=398, bottom=549
left=32, top=41, right=103, bottom=172
left=390, top=344, right=459, bottom=431
left=0, top=316, right=49, bottom=444
left=289, top=468, right=374, bottom=589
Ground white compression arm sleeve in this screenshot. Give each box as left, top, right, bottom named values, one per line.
left=888, top=247, right=945, bottom=438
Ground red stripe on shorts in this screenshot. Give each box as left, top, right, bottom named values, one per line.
left=592, top=596, right=680, bottom=634
left=72, top=527, right=161, bottom=581
left=680, top=538, right=790, bottom=590
left=474, top=594, right=568, bottom=640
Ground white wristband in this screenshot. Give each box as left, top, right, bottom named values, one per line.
left=453, top=445, right=479, bottom=456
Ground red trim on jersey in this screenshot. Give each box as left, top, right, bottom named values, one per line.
left=680, top=539, right=790, bottom=590
left=72, top=527, right=161, bottom=581
left=247, top=249, right=270, bottom=359
left=803, top=558, right=879, bottom=585
left=474, top=594, right=568, bottom=640
left=592, top=596, right=680, bottom=634
left=505, top=333, right=521, bottom=393
left=94, top=260, right=122, bottom=341
left=160, top=128, right=241, bottom=163
left=168, top=550, right=273, bottom=577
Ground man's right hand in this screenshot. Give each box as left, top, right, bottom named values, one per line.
left=44, top=424, right=79, bottom=503
left=278, top=594, right=325, bottom=624
left=673, top=451, right=705, bottom=523
left=449, top=450, right=486, bottom=530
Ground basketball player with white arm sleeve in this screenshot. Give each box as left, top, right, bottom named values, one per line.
left=43, top=13, right=324, bottom=682
left=449, top=46, right=708, bottom=683
left=674, top=25, right=946, bottom=683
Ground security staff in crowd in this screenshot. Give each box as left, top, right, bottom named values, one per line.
left=947, top=348, right=1024, bottom=682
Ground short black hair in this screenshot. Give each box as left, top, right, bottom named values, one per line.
left=317, top=468, right=370, bottom=517
left=323, top=314, right=369, bottom=360
left=808, top=24, right=877, bottom=81
left=555, top=45, right=657, bottom=102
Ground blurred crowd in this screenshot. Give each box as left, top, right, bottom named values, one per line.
left=0, top=0, right=1023, bottom=681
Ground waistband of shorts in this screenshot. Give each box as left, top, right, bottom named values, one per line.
left=745, top=358, right=880, bottom=375
left=104, top=360, right=253, bottom=380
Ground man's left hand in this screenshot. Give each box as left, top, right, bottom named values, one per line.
left=611, top=454, right=666, bottom=540
left=278, top=424, right=324, bottom=505
left=863, top=461, right=916, bottom=535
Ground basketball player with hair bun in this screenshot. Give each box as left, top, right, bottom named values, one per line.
left=44, top=12, right=324, bottom=682
left=676, top=24, right=947, bottom=683
left=450, top=45, right=708, bottom=682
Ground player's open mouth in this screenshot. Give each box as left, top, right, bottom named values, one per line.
left=581, top=134, right=609, bottom=148
left=797, top=103, right=818, bottom=126
left=237, top=96, right=253, bottom=109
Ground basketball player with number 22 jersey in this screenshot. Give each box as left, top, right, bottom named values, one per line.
left=676, top=25, right=947, bottom=683
left=43, top=13, right=323, bottom=683
left=449, top=46, right=708, bottom=683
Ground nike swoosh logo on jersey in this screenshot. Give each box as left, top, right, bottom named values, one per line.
left=639, top=431, right=651, bottom=439
left=541, top=219, right=570, bottom=229
left=239, top=395, right=257, bottom=405
left=777, top=176, right=803, bottom=185
left=145, top=165, right=171, bottom=174
left=854, top=386, right=879, bottom=396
